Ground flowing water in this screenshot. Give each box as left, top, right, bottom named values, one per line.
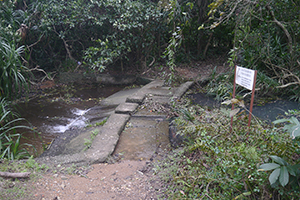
left=16, top=84, right=124, bottom=155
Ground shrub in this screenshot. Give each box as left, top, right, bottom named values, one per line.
left=154, top=100, right=299, bottom=199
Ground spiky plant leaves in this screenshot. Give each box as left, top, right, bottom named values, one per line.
left=0, top=40, right=29, bottom=99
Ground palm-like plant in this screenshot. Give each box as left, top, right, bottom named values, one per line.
left=0, top=98, right=33, bottom=160
left=0, top=39, right=29, bottom=99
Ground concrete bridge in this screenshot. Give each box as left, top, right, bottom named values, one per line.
left=36, top=79, right=193, bottom=166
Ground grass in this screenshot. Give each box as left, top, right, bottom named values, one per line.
left=0, top=157, right=48, bottom=200
left=0, top=156, right=92, bottom=199
left=153, top=97, right=300, bottom=199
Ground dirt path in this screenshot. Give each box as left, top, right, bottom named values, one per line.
left=32, top=160, right=161, bottom=200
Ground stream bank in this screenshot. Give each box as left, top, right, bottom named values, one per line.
left=189, top=93, right=300, bottom=123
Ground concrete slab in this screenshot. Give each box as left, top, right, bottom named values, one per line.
left=113, top=118, right=169, bottom=160
left=126, top=93, right=146, bottom=104
left=142, top=79, right=164, bottom=89
left=145, top=87, right=175, bottom=97
left=86, top=113, right=130, bottom=164
left=173, top=81, right=194, bottom=99
left=101, top=88, right=140, bottom=106
left=115, top=103, right=139, bottom=114
left=147, top=95, right=171, bottom=104
left=126, top=80, right=165, bottom=103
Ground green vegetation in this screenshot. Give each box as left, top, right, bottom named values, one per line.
left=86, top=117, right=108, bottom=128
left=84, top=117, right=108, bottom=150
left=0, top=40, right=30, bottom=99
left=0, top=98, right=33, bottom=160
left=1, top=0, right=299, bottom=97
left=0, top=0, right=299, bottom=198
left=83, top=129, right=100, bottom=151
left=206, top=0, right=300, bottom=100
left=0, top=156, right=48, bottom=200
left=154, top=98, right=300, bottom=199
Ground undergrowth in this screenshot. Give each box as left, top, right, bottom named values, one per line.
left=154, top=98, right=300, bottom=199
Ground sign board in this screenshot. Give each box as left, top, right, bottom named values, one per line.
left=235, top=66, right=256, bottom=90
left=230, top=65, right=257, bottom=131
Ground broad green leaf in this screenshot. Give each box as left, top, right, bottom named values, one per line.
left=286, top=165, right=296, bottom=176
left=290, top=117, right=300, bottom=125
left=279, top=166, right=289, bottom=187
left=273, top=118, right=290, bottom=124
left=259, top=163, right=280, bottom=171
left=290, top=126, right=300, bottom=139
left=269, top=168, right=280, bottom=185
left=270, top=155, right=287, bottom=166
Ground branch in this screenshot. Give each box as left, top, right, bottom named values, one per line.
left=276, top=82, right=300, bottom=89
left=266, top=5, right=293, bottom=54
left=0, top=171, right=31, bottom=178
left=263, top=60, right=300, bottom=89
left=212, top=0, right=242, bottom=28
left=203, top=32, right=213, bottom=58
left=26, top=65, right=55, bottom=81
left=52, top=26, right=75, bottom=61
left=27, top=33, right=44, bottom=48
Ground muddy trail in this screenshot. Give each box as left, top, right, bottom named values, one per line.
left=31, top=160, right=162, bottom=200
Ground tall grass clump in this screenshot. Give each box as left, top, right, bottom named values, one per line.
left=0, top=98, right=33, bottom=160
left=0, top=39, right=29, bottom=99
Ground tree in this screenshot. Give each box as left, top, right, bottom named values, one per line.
left=206, top=0, right=300, bottom=99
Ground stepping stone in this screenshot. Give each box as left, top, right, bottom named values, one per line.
left=115, top=103, right=139, bottom=114
left=126, top=93, right=146, bottom=104
left=173, top=81, right=194, bottom=99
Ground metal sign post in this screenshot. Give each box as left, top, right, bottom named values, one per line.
left=230, top=65, right=257, bottom=130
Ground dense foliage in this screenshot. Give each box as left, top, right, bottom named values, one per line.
left=1, top=0, right=232, bottom=75
left=207, top=0, right=300, bottom=100
left=1, top=0, right=299, bottom=97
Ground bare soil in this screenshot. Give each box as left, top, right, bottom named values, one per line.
left=31, top=160, right=162, bottom=200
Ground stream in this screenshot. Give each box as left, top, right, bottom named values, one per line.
left=190, top=93, right=300, bottom=123
left=16, top=84, right=124, bottom=155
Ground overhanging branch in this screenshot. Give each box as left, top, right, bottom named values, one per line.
left=266, top=5, right=293, bottom=54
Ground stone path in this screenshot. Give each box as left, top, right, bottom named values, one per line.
left=36, top=80, right=193, bottom=166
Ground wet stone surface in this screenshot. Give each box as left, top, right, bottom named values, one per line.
left=113, top=116, right=170, bottom=161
